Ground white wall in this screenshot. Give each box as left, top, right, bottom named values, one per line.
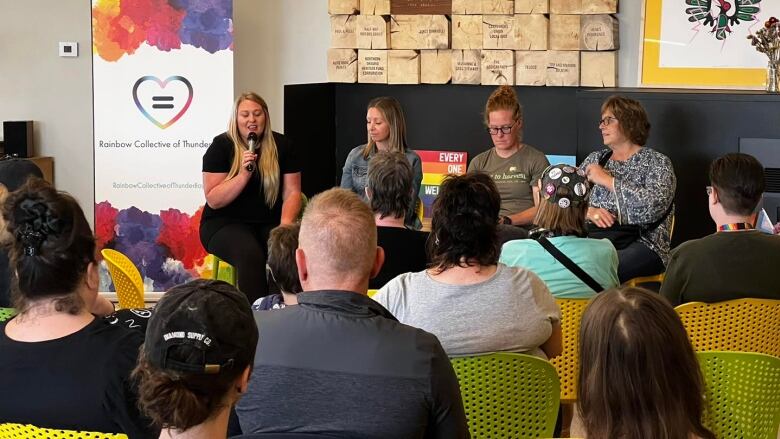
left=1, top=0, right=642, bottom=223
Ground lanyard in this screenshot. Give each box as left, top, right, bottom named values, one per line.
left=717, top=223, right=754, bottom=232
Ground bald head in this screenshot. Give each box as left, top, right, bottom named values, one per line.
left=297, top=188, right=382, bottom=290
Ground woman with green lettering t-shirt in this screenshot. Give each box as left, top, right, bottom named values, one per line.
left=468, top=86, right=550, bottom=242
left=340, top=96, right=423, bottom=229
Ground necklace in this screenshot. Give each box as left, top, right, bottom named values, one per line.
left=718, top=223, right=754, bottom=232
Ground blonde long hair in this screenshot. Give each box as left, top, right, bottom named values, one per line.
left=362, top=97, right=409, bottom=159
left=226, top=93, right=280, bottom=207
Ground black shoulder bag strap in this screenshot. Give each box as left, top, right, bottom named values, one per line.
left=537, top=236, right=605, bottom=293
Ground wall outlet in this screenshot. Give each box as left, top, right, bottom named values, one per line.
left=59, top=42, right=78, bottom=57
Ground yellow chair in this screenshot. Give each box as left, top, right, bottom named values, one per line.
left=676, top=298, right=780, bottom=357
left=0, top=423, right=128, bottom=438
left=211, top=255, right=238, bottom=286
left=101, top=249, right=145, bottom=309
left=549, top=298, right=590, bottom=403
left=626, top=215, right=675, bottom=287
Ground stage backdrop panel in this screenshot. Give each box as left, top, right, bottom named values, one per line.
left=92, top=0, right=233, bottom=291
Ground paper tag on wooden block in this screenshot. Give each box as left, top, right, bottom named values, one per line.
left=582, top=0, right=617, bottom=14
left=359, top=50, right=389, bottom=83
left=514, top=14, right=549, bottom=50
left=328, top=49, right=358, bottom=83
left=481, top=50, right=515, bottom=85
left=357, top=15, right=390, bottom=49
left=550, top=0, right=581, bottom=13
left=482, top=0, right=514, bottom=14
left=581, top=15, right=619, bottom=50
left=331, top=15, right=358, bottom=48
left=550, top=14, right=580, bottom=50
left=389, top=50, right=421, bottom=83
left=482, top=15, right=516, bottom=50
left=452, top=0, right=482, bottom=14
left=515, top=51, right=547, bottom=85
left=581, top=51, right=616, bottom=87
left=452, top=15, right=483, bottom=49
left=390, top=15, right=450, bottom=49
left=361, top=0, right=391, bottom=14
left=391, top=0, right=452, bottom=14
left=515, top=0, right=548, bottom=13
left=546, top=50, right=579, bottom=86
left=452, top=49, right=482, bottom=84
left=329, top=0, right=359, bottom=14
left=421, top=49, right=452, bottom=83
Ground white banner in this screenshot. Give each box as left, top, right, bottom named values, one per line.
left=92, top=0, right=233, bottom=291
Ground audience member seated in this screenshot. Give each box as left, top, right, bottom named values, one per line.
left=253, top=223, right=302, bottom=310
left=0, top=158, right=44, bottom=307
left=0, top=179, right=155, bottom=437
left=375, top=173, right=562, bottom=358
left=366, top=151, right=429, bottom=289
left=501, top=164, right=619, bottom=298
left=468, top=85, right=550, bottom=242
left=661, top=153, right=780, bottom=305
left=572, top=287, right=715, bottom=439
left=134, top=279, right=258, bottom=439
left=340, top=96, right=423, bottom=228
left=236, top=188, right=469, bottom=438
left=580, top=95, right=676, bottom=283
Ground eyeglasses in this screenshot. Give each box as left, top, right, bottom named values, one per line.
left=598, top=116, right=618, bottom=127
left=486, top=122, right=516, bottom=135
left=706, top=186, right=713, bottom=196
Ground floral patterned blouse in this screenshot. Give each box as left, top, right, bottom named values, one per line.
left=580, top=147, right=676, bottom=265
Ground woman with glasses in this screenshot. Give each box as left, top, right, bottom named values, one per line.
left=579, top=95, right=676, bottom=283
left=341, top=96, right=423, bottom=229
left=467, top=85, right=550, bottom=241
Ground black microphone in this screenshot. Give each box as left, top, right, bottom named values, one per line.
left=245, top=132, right=258, bottom=172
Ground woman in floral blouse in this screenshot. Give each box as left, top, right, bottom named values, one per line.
left=580, top=96, right=676, bottom=283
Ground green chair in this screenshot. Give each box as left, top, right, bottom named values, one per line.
left=0, top=307, right=15, bottom=323
left=450, top=352, right=560, bottom=439
left=211, top=255, right=237, bottom=286
left=697, top=351, right=780, bottom=439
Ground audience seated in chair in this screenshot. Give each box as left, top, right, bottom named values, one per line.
left=252, top=223, right=302, bottom=310
left=365, top=151, right=429, bottom=289
left=661, top=153, right=780, bottom=306
left=0, top=178, right=155, bottom=437
left=134, top=279, right=258, bottom=439
left=500, top=164, right=619, bottom=298
left=375, top=173, right=562, bottom=359
left=236, top=188, right=469, bottom=438
left=572, top=287, right=715, bottom=439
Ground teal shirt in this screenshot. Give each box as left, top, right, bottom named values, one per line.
left=499, top=236, right=619, bottom=299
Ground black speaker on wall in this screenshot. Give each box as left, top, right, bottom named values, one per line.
left=2, top=121, right=34, bottom=158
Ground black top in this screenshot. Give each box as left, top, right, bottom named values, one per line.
left=200, top=132, right=300, bottom=244
left=236, top=291, right=469, bottom=438
left=0, top=316, right=157, bottom=437
left=371, top=226, right=429, bottom=289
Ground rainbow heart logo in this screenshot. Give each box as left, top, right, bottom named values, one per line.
left=132, top=76, right=193, bottom=129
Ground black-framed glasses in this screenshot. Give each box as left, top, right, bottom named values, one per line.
left=706, top=186, right=713, bottom=196
left=486, top=123, right=515, bottom=135
left=598, top=116, right=618, bottom=127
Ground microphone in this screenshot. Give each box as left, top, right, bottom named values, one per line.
left=245, top=132, right=258, bottom=172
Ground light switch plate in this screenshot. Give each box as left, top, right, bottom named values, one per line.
left=59, top=42, right=78, bottom=57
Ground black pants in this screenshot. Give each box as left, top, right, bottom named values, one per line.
left=205, top=222, right=275, bottom=304
left=617, top=241, right=665, bottom=283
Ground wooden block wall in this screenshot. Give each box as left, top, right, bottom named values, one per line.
left=327, top=0, right=619, bottom=86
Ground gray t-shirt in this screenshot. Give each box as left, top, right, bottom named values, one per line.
left=467, top=145, right=550, bottom=216
left=375, top=263, right=561, bottom=358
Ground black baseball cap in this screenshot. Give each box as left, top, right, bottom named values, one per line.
left=145, top=279, right=259, bottom=375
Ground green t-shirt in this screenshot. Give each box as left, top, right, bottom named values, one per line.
left=467, top=145, right=550, bottom=216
